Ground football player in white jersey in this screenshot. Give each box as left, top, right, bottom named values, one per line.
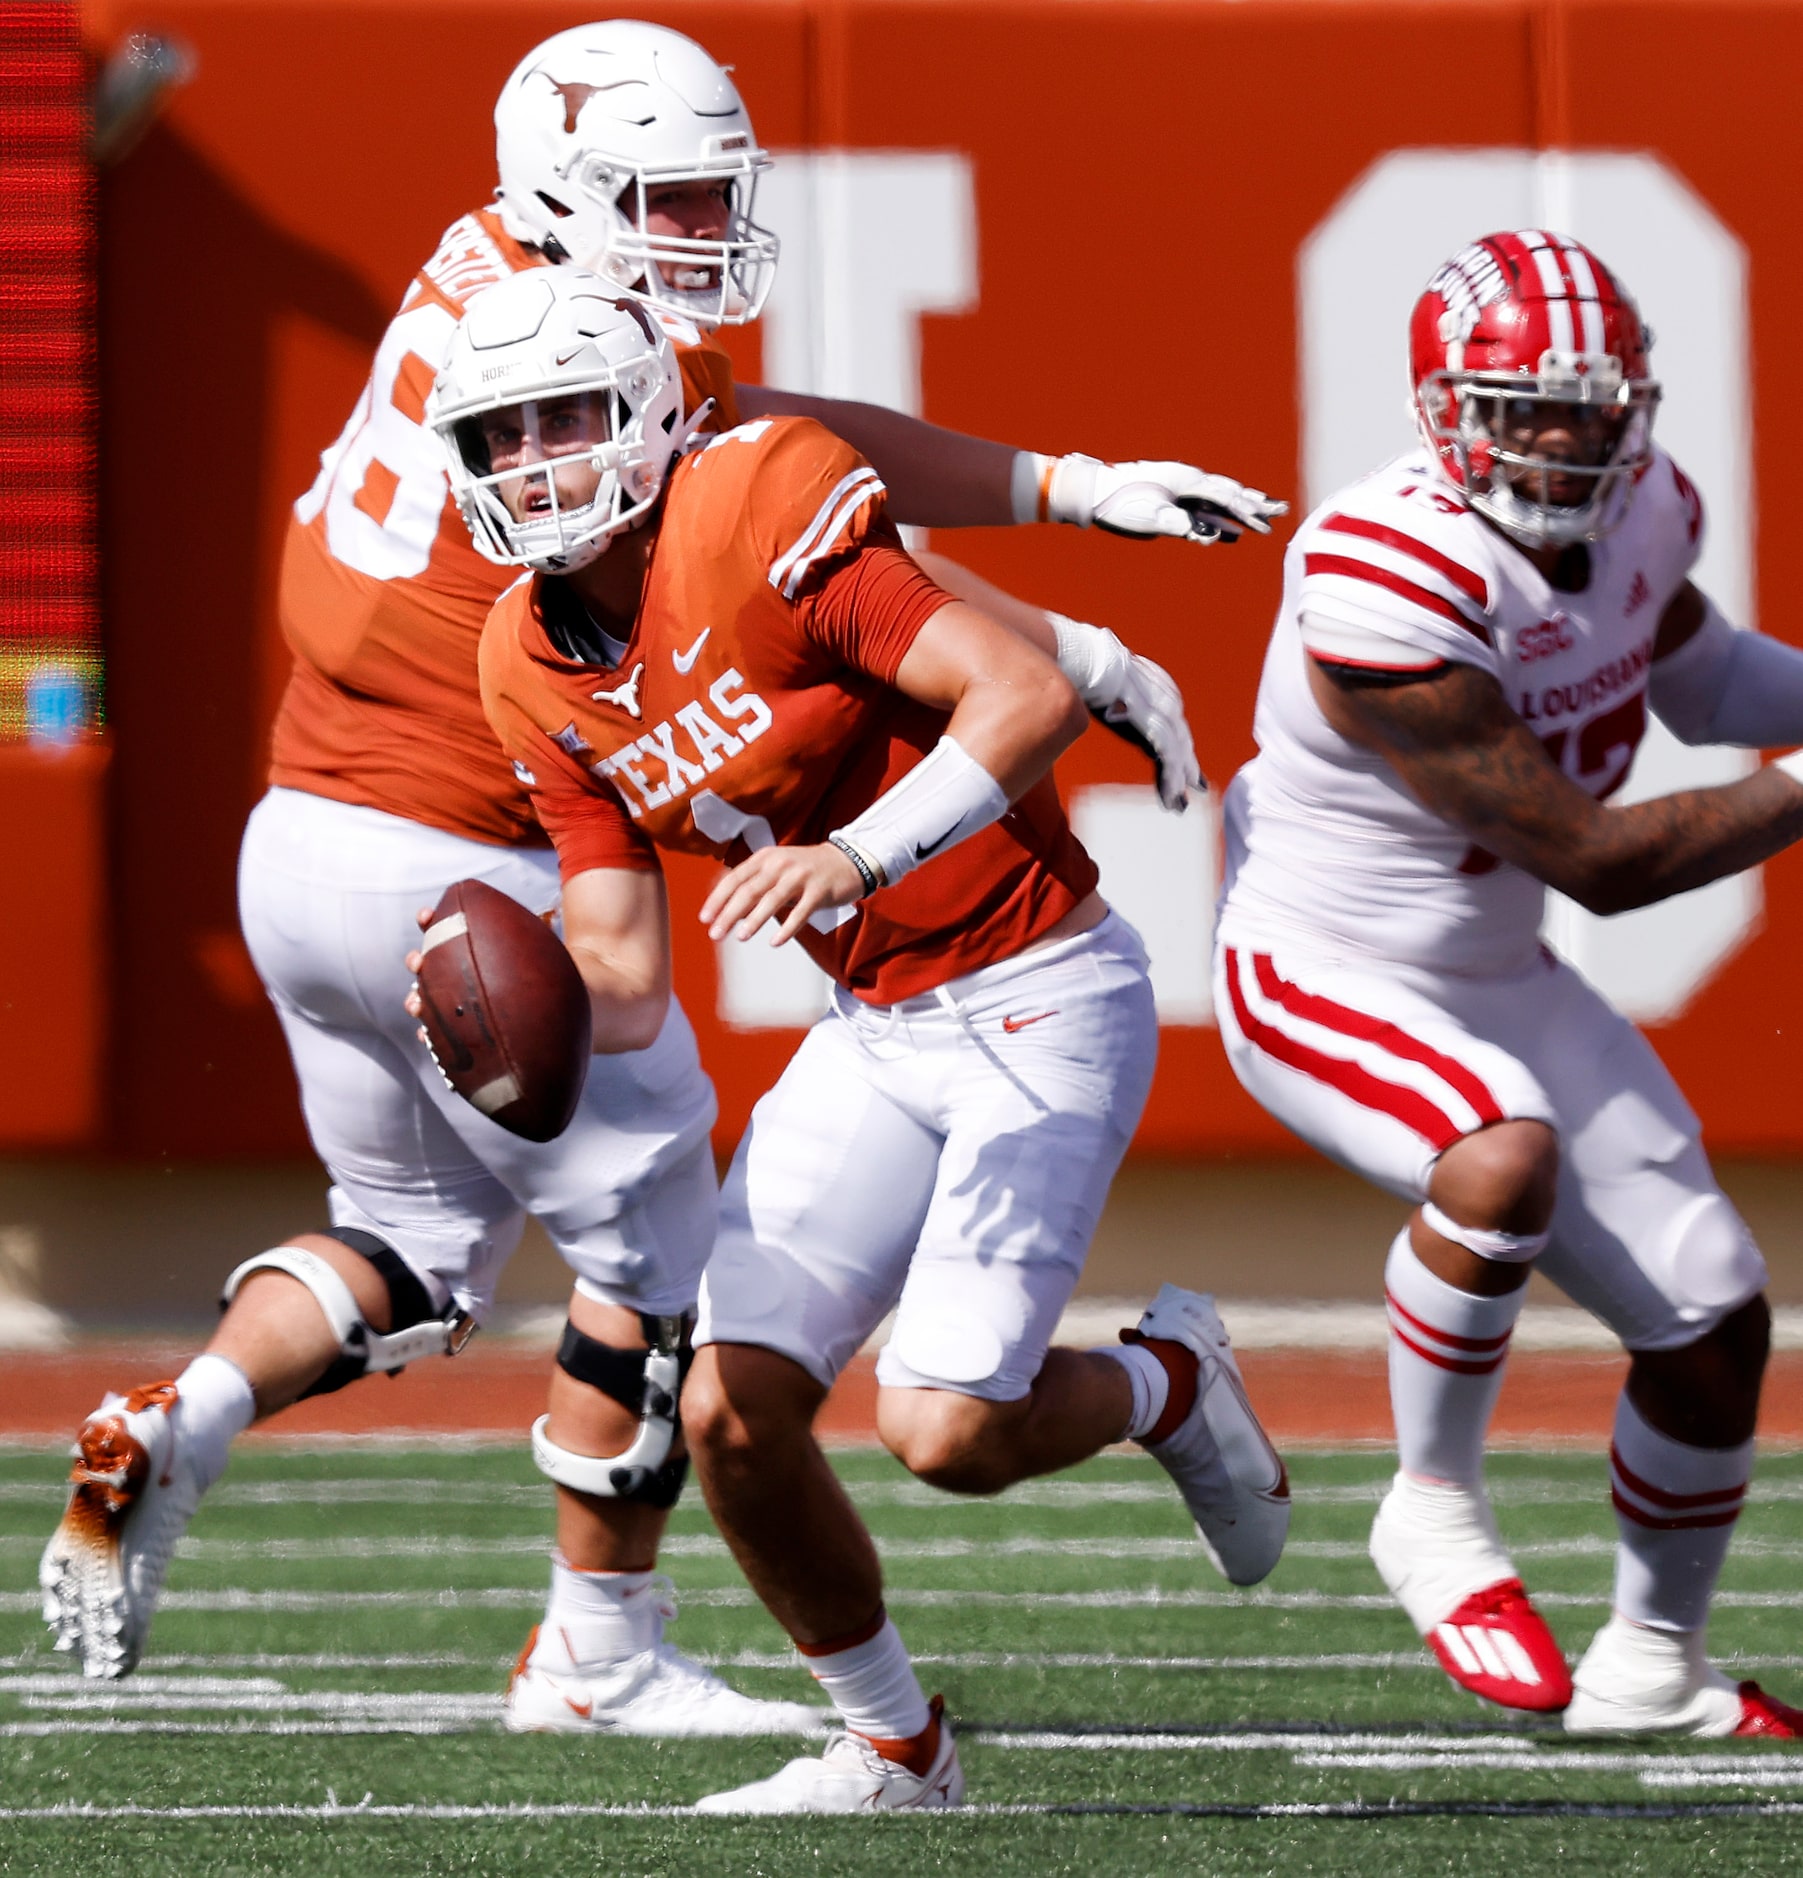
left=40, top=18, right=1275, bottom=1730
left=1216, top=229, right=1803, bottom=1738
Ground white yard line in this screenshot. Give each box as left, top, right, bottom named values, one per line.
left=9, top=1530, right=1803, bottom=1565
left=10, top=1799, right=1791, bottom=1821
left=14, top=1650, right=1803, bottom=1683
left=4, top=1586, right=1801, bottom=1613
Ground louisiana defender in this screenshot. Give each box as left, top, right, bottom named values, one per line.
left=1216, top=228, right=1803, bottom=1737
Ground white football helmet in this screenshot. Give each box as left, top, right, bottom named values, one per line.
left=493, top=20, right=778, bottom=327
left=428, top=269, right=688, bottom=574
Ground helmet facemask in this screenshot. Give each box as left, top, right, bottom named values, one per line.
left=452, top=386, right=645, bottom=574
left=561, top=144, right=778, bottom=326
left=1424, top=360, right=1659, bottom=549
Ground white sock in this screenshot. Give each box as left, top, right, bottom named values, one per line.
left=796, top=1610, right=930, bottom=1743
left=1385, top=1227, right=1524, bottom=1487
left=1093, top=1342, right=1168, bottom=1441
left=1610, top=1392, right=1751, bottom=1632
left=172, top=1354, right=255, bottom=1488
left=537, top=1557, right=670, bottom=1667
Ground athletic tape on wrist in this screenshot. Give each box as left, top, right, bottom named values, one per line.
left=1420, top=1200, right=1548, bottom=1264
left=1045, top=454, right=1101, bottom=529
left=831, top=736, right=1009, bottom=890
left=1011, top=451, right=1055, bottom=526
left=1774, top=749, right=1803, bottom=787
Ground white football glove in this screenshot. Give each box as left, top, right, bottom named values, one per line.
left=1050, top=615, right=1204, bottom=812
left=1040, top=454, right=1287, bottom=545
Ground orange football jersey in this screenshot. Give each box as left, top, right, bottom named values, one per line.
left=270, top=205, right=740, bottom=846
left=481, top=416, right=1100, bottom=1004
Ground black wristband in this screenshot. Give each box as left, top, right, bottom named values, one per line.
left=827, top=833, right=880, bottom=898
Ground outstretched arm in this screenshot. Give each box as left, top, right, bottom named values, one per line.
left=914, top=549, right=1203, bottom=811
left=1312, top=655, right=1803, bottom=915
left=736, top=383, right=1284, bottom=543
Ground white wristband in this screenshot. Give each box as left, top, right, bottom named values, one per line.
left=1010, top=451, right=1100, bottom=527
left=1010, top=451, right=1051, bottom=525
left=1773, top=750, right=1803, bottom=787
left=831, top=736, right=1010, bottom=890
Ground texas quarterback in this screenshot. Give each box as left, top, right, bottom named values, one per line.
left=454, top=271, right=1291, bottom=1810
left=41, top=19, right=1273, bottom=1726
left=1215, top=228, right=1803, bottom=1737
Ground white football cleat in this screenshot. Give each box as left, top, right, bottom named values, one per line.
left=692, top=1696, right=963, bottom=1813
left=1370, top=1471, right=1571, bottom=1712
left=39, top=1382, right=209, bottom=1680
left=505, top=1622, right=828, bottom=1737
left=1128, top=1286, right=1289, bottom=1585
left=1565, top=1615, right=1803, bottom=1737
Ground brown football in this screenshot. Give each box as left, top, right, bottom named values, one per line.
left=415, top=879, right=592, bottom=1142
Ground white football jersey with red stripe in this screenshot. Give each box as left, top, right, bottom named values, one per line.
left=1219, top=446, right=1705, bottom=976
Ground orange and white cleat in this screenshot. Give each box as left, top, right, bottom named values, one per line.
left=39, top=1382, right=206, bottom=1680
left=1371, top=1470, right=1572, bottom=1712
left=1567, top=1616, right=1803, bottom=1737
left=1128, top=1286, right=1291, bottom=1586
left=692, top=1694, right=963, bottom=1813
left=505, top=1613, right=827, bottom=1737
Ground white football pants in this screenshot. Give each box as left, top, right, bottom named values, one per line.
left=697, top=911, right=1158, bottom=1400
left=238, top=787, right=718, bottom=1319
left=1215, top=938, right=1767, bottom=1351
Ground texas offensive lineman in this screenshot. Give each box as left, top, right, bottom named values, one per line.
left=41, top=21, right=1274, bottom=1723
left=1216, top=229, right=1803, bottom=1735
left=455, top=272, right=1290, bottom=1810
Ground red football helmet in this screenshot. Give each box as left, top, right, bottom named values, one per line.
left=1410, top=230, right=1660, bottom=548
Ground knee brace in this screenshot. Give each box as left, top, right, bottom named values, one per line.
left=530, top=1313, right=693, bottom=1506
left=220, top=1229, right=476, bottom=1400
left=1421, top=1201, right=1549, bottom=1264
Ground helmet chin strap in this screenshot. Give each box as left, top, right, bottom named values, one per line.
left=666, top=395, right=717, bottom=460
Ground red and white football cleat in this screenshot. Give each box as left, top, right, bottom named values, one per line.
left=1731, top=1682, right=1803, bottom=1738
left=1425, top=1578, right=1574, bottom=1712
left=1567, top=1616, right=1803, bottom=1736
left=1371, top=1470, right=1572, bottom=1712
left=39, top=1382, right=207, bottom=1680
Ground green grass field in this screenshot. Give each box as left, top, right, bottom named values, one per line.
left=2, top=1441, right=1800, bottom=1875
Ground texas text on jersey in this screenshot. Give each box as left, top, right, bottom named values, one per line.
left=480, top=416, right=1100, bottom=1003
left=274, top=205, right=740, bottom=846
left=1219, top=445, right=1704, bottom=976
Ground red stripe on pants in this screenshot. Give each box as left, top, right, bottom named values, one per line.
left=1222, top=949, right=1463, bottom=1149
left=1251, top=954, right=1505, bottom=1129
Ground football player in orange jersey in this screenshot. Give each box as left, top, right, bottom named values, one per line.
left=40, top=19, right=1270, bottom=1727
left=448, top=273, right=1291, bottom=1811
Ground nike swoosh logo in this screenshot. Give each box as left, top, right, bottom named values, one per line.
left=563, top=1696, right=593, bottom=1719
left=1001, top=1010, right=1059, bottom=1034
left=673, top=629, right=710, bottom=673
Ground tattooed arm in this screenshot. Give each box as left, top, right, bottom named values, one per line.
left=1307, top=652, right=1803, bottom=915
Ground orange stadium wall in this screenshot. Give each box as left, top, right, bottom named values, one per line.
left=64, top=0, right=1803, bottom=1160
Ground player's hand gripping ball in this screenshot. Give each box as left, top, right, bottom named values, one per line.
left=413, top=880, right=591, bottom=1141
